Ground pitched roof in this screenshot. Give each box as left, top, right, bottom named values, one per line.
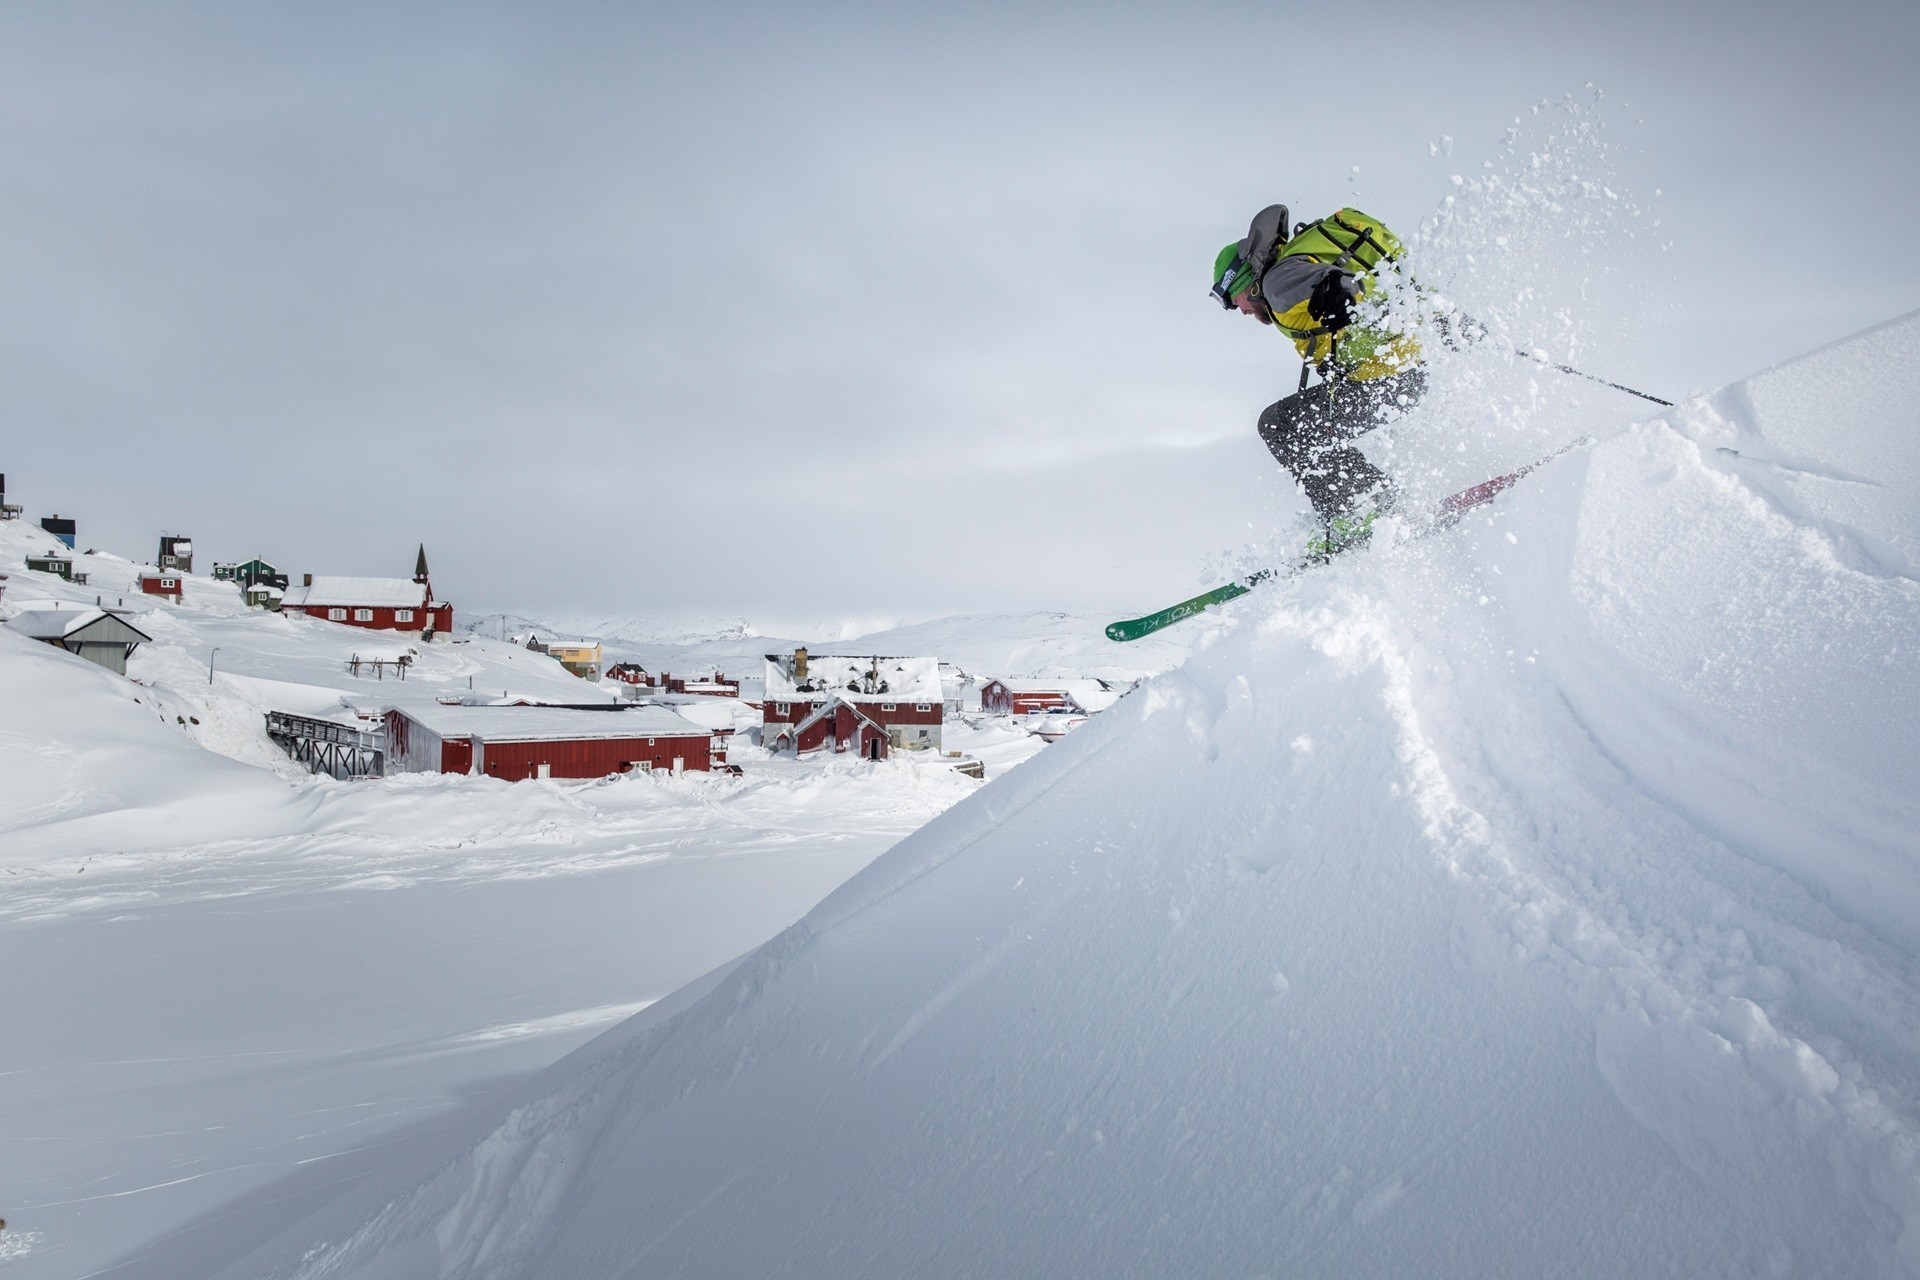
left=393, top=703, right=707, bottom=743
left=794, top=695, right=885, bottom=736
left=762, top=654, right=942, bottom=704
left=984, top=677, right=1123, bottom=713
left=7, top=607, right=152, bottom=645
left=283, top=576, right=427, bottom=608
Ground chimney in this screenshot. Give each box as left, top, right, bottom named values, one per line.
left=794, top=647, right=809, bottom=682
left=304, top=573, right=313, bottom=586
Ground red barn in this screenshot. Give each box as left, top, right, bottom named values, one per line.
left=282, top=545, right=453, bottom=637
left=762, top=650, right=944, bottom=751
left=383, top=704, right=714, bottom=781
left=138, top=569, right=184, bottom=600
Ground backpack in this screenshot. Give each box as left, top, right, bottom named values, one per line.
left=1278, top=208, right=1403, bottom=275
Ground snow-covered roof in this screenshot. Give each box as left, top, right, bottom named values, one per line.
left=284, top=577, right=427, bottom=608
left=762, top=654, right=943, bottom=704
left=794, top=696, right=885, bottom=735
left=7, top=607, right=152, bottom=644
left=393, top=704, right=708, bottom=743
left=985, top=677, right=1122, bottom=713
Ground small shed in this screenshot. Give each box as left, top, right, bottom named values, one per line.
left=6, top=607, right=152, bottom=676
left=139, top=569, right=184, bottom=600
left=384, top=704, right=716, bottom=781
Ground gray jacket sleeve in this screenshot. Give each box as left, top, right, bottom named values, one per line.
left=1259, top=256, right=1340, bottom=317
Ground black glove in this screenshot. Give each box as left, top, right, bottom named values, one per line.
left=1307, top=270, right=1359, bottom=331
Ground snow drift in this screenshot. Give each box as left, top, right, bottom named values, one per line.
left=217, top=313, right=1920, bottom=1278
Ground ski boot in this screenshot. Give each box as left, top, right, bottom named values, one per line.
left=1303, top=489, right=1395, bottom=562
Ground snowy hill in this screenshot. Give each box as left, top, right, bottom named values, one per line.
left=0, top=519, right=1028, bottom=1276
left=217, top=312, right=1920, bottom=1278
left=467, top=607, right=1198, bottom=690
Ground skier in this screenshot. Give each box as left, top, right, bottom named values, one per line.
left=1212, top=204, right=1422, bottom=554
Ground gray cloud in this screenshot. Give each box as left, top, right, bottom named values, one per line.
left=3, top=1, right=1915, bottom=624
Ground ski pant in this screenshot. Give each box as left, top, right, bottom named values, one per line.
left=1257, top=369, right=1426, bottom=520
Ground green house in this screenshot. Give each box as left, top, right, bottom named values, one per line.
left=25, top=553, right=72, bottom=580
left=232, top=557, right=288, bottom=590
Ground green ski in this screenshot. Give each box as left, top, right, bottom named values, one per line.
left=1104, top=570, right=1278, bottom=643
left=1105, top=436, right=1592, bottom=643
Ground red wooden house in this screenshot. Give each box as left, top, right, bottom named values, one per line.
left=765, top=696, right=890, bottom=761
left=979, top=678, right=1123, bottom=717
left=761, top=650, right=944, bottom=751
left=138, top=569, right=184, bottom=600
left=282, top=545, right=453, bottom=637
left=384, top=704, right=715, bottom=781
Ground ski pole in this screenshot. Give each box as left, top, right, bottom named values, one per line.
left=1450, top=312, right=1672, bottom=406
left=1521, top=353, right=1671, bottom=407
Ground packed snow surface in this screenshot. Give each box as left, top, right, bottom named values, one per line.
left=218, top=311, right=1920, bottom=1278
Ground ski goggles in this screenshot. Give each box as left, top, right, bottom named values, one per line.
left=1212, top=254, right=1253, bottom=309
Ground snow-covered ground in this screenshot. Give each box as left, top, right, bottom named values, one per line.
left=187, top=311, right=1920, bottom=1278
left=0, top=528, right=1098, bottom=1276
left=467, top=608, right=1192, bottom=696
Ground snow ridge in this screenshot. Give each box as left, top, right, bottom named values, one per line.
left=217, top=314, right=1920, bottom=1278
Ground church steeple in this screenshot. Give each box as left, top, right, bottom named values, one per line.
left=414, top=544, right=430, bottom=584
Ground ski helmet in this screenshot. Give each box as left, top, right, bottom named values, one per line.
left=1212, top=243, right=1255, bottom=309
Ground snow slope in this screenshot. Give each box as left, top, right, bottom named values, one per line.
left=0, top=523, right=1005, bottom=1277
left=219, top=311, right=1920, bottom=1278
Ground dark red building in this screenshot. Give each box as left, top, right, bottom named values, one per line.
left=767, top=696, right=890, bottom=760
left=138, top=569, right=184, bottom=600
left=384, top=704, right=715, bottom=781
left=979, top=678, right=1121, bottom=717
left=761, top=651, right=944, bottom=751
left=282, top=545, right=453, bottom=637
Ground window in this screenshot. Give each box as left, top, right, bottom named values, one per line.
left=775, top=702, right=789, bottom=715
left=353, top=608, right=374, bottom=622
left=395, top=609, right=414, bottom=623
left=328, top=608, right=347, bottom=621
left=915, top=703, right=930, bottom=712
left=161, top=578, right=176, bottom=588
left=881, top=702, right=896, bottom=712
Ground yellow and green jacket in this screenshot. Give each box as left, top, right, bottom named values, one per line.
left=1257, top=209, right=1420, bottom=383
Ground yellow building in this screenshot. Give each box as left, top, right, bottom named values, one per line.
left=548, top=640, right=603, bottom=681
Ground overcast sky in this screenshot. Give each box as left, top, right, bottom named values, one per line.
left=4, top=2, right=1915, bottom=631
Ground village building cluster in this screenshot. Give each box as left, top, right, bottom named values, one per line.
left=3, top=471, right=1132, bottom=788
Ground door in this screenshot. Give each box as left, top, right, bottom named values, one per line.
left=536, top=762, right=551, bottom=780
